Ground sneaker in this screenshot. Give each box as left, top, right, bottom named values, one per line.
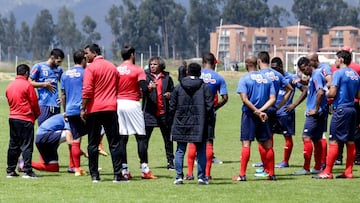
left=91, top=176, right=100, bottom=183
left=67, top=168, right=75, bottom=173
left=275, top=162, right=289, bottom=168
left=212, top=157, right=223, bottom=164
left=310, top=168, right=321, bottom=174
left=335, top=173, right=353, bottom=179
left=167, top=163, right=175, bottom=170
left=173, top=178, right=183, bottom=185
left=252, top=162, right=264, bottom=167
left=22, top=171, right=39, bottom=179
left=121, top=167, right=132, bottom=180
left=17, top=159, right=24, bottom=172
left=334, top=159, right=342, bottom=165
left=198, top=178, right=209, bottom=185
left=232, top=175, right=246, bottom=181
left=141, top=171, right=158, bottom=179
left=254, top=171, right=269, bottom=177
left=293, top=168, right=310, bottom=175
left=312, top=172, right=333, bottom=179
left=206, top=175, right=212, bottom=180
left=6, top=171, right=19, bottom=178
left=354, top=160, right=360, bottom=165
left=98, top=149, right=108, bottom=157
left=255, top=168, right=265, bottom=173
left=75, top=168, right=87, bottom=176
left=113, top=174, right=130, bottom=183
left=267, top=175, right=277, bottom=181
left=185, top=175, right=194, bottom=180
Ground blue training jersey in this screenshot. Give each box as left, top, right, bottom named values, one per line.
left=30, top=62, right=63, bottom=107
left=331, top=67, right=360, bottom=108
left=275, top=72, right=302, bottom=116
left=36, top=114, right=70, bottom=135
left=306, top=71, right=327, bottom=113
left=260, top=68, right=289, bottom=97
left=201, top=68, right=228, bottom=96
left=316, top=63, right=332, bottom=78
left=60, top=66, right=84, bottom=116
left=237, top=71, right=276, bottom=112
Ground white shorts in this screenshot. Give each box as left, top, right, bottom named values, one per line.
left=117, top=99, right=145, bottom=135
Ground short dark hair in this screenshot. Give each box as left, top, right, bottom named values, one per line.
left=16, top=64, right=30, bottom=75
left=258, top=51, right=270, bottom=64
left=149, top=56, right=166, bottom=70
left=336, top=50, right=352, bottom=66
left=297, top=56, right=310, bottom=67
left=271, top=57, right=283, bottom=68
left=202, top=52, right=216, bottom=66
left=121, top=45, right=135, bottom=60
left=73, top=50, right=85, bottom=64
left=50, top=48, right=65, bottom=59
left=85, top=44, right=101, bottom=55
left=187, top=63, right=201, bottom=77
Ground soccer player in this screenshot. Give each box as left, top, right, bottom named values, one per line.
left=293, top=57, right=326, bottom=175
left=81, top=43, right=122, bottom=183
left=117, top=45, right=157, bottom=180
left=232, top=56, right=276, bottom=182
left=313, top=50, right=360, bottom=179
left=307, top=52, right=332, bottom=169
left=186, top=52, right=228, bottom=181
left=29, top=48, right=64, bottom=125
left=143, top=56, right=175, bottom=170
left=170, top=63, right=214, bottom=185
left=270, top=57, right=307, bottom=168
left=6, top=64, right=41, bottom=178
left=60, top=49, right=87, bottom=176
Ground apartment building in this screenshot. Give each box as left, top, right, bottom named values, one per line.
left=321, top=26, right=360, bottom=52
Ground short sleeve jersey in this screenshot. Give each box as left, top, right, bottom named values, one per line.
left=237, top=71, right=276, bottom=112
left=306, top=71, right=327, bottom=113
left=117, top=61, right=146, bottom=101
left=316, top=63, right=332, bottom=78
left=201, top=68, right=228, bottom=96
left=260, top=68, right=289, bottom=97
left=60, top=66, right=84, bottom=116
left=30, top=62, right=63, bottom=107
left=331, top=67, right=360, bottom=108
left=276, top=72, right=302, bottom=116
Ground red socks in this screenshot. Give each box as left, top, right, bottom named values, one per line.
left=283, top=136, right=293, bottom=164
left=187, top=143, right=196, bottom=176
left=324, top=143, right=338, bottom=174
left=345, top=143, right=356, bottom=175
left=205, top=143, right=213, bottom=177
left=321, top=138, right=327, bottom=166
left=265, top=147, right=275, bottom=176
left=32, top=161, right=59, bottom=172
left=240, top=146, right=250, bottom=176
left=71, top=142, right=81, bottom=168
left=303, top=140, right=313, bottom=171
left=313, top=140, right=323, bottom=170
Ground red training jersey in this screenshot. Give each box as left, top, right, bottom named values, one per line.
left=82, top=56, right=119, bottom=113
left=117, top=61, right=146, bottom=101
left=6, top=75, right=40, bottom=123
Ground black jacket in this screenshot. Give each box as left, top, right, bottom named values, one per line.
left=142, top=70, right=174, bottom=126
left=169, top=76, right=214, bottom=143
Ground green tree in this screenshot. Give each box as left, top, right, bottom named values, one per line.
left=105, top=4, right=122, bottom=59
left=18, top=21, right=31, bottom=54
left=30, top=9, right=55, bottom=59
left=222, top=0, right=270, bottom=27
left=167, top=3, right=188, bottom=59
left=266, top=5, right=290, bottom=27
left=5, top=12, right=17, bottom=60
left=55, top=6, right=82, bottom=53
left=81, top=15, right=101, bottom=47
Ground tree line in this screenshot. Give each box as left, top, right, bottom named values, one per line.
left=0, top=0, right=359, bottom=61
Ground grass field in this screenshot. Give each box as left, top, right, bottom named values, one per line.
left=0, top=69, right=359, bottom=203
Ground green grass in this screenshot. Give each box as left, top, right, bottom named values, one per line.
left=0, top=70, right=359, bottom=203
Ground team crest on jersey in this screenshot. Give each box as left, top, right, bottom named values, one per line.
left=117, top=65, right=131, bottom=75
left=264, top=71, right=279, bottom=81
left=345, top=71, right=359, bottom=80
left=65, top=69, right=81, bottom=78
left=201, top=73, right=216, bottom=84
left=250, top=74, right=268, bottom=83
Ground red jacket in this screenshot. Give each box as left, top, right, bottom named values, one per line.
left=82, top=56, right=120, bottom=113
left=6, top=75, right=40, bottom=123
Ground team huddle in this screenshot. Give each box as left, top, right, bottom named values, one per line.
left=4, top=44, right=360, bottom=184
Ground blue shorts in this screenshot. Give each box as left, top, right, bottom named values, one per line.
left=267, top=106, right=277, bottom=133
left=323, top=104, right=329, bottom=133
left=35, top=131, right=61, bottom=163
left=241, top=111, right=271, bottom=142
left=302, top=112, right=326, bottom=141
left=67, top=115, right=87, bottom=139
left=329, top=107, right=357, bottom=142
left=273, top=111, right=295, bottom=136
left=38, top=106, right=60, bottom=126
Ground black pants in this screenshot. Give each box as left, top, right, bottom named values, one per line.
left=87, top=111, right=121, bottom=178
left=119, top=134, right=148, bottom=165
left=7, top=119, right=34, bottom=173
left=145, top=116, right=174, bottom=164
